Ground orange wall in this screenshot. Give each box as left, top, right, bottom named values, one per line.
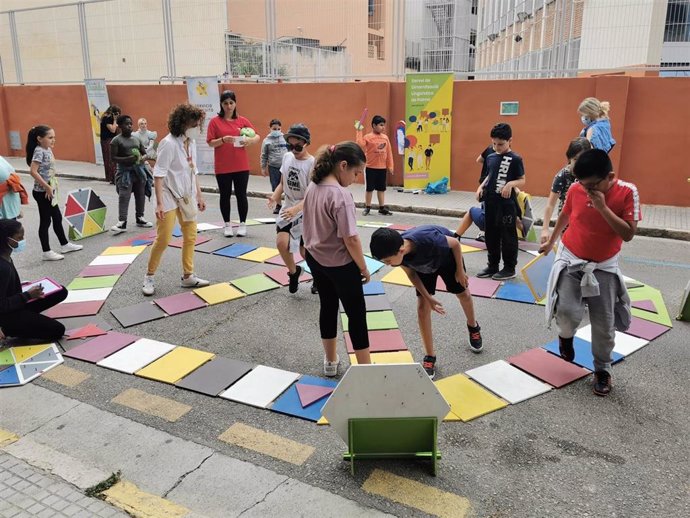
left=1, top=77, right=688, bottom=206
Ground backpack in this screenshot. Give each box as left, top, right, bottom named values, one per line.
left=515, top=190, right=536, bottom=241
left=424, top=177, right=449, bottom=195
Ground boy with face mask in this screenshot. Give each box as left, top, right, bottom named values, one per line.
left=260, top=119, right=288, bottom=215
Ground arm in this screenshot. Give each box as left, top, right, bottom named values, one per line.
left=476, top=154, right=485, bottom=164
left=385, top=135, right=394, bottom=173
left=105, top=116, right=117, bottom=133
left=400, top=265, right=445, bottom=315
left=587, top=190, right=637, bottom=241
left=260, top=140, right=269, bottom=171
left=153, top=177, right=166, bottom=220
left=539, top=210, right=570, bottom=254
left=501, top=176, right=525, bottom=198
left=355, top=130, right=366, bottom=150
left=0, top=270, right=30, bottom=315
left=268, top=181, right=284, bottom=209
left=343, top=234, right=370, bottom=284
left=195, top=174, right=206, bottom=212
left=206, top=120, right=228, bottom=149
left=446, top=237, right=468, bottom=288
left=29, top=161, right=52, bottom=197
left=540, top=192, right=560, bottom=244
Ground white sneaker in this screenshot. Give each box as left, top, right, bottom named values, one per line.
left=136, top=217, right=153, bottom=228
left=236, top=223, right=247, bottom=237
left=111, top=221, right=127, bottom=234
left=223, top=225, right=234, bottom=237
left=323, top=355, right=340, bottom=377
left=60, top=242, right=83, bottom=254
left=142, top=275, right=155, bottom=296
left=42, top=250, right=64, bottom=261
left=181, top=274, right=210, bottom=288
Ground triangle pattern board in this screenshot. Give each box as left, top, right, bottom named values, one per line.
left=87, top=191, right=106, bottom=211
left=296, top=383, right=334, bottom=408
left=71, top=189, right=91, bottom=210
left=65, top=213, right=86, bottom=234
left=88, top=207, right=107, bottom=228
left=64, top=194, right=85, bottom=217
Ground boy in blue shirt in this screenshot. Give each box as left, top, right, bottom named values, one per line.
left=370, top=225, right=482, bottom=379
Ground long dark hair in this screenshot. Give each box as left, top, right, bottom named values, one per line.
left=217, top=90, right=238, bottom=119
left=0, top=219, right=22, bottom=254
left=105, top=104, right=121, bottom=117
left=311, top=142, right=366, bottom=184
left=25, top=125, right=52, bottom=166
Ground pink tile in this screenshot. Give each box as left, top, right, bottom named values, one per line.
left=153, top=292, right=207, bottom=316
left=344, top=329, right=408, bottom=353
left=43, top=300, right=104, bottom=319
left=508, top=347, right=591, bottom=388
left=263, top=267, right=312, bottom=286
left=63, top=331, right=139, bottom=363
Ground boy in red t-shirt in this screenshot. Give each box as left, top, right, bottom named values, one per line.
left=540, top=149, right=641, bottom=396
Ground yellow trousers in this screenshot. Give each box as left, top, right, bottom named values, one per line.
left=147, top=208, right=197, bottom=276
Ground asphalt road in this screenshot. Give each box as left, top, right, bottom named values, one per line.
left=12, top=176, right=690, bottom=517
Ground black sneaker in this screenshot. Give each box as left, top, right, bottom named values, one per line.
left=311, top=282, right=318, bottom=295
left=492, top=268, right=516, bottom=281
left=558, top=336, right=575, bottom=362
left=468, top=323, right=482, bottom=353
left=378, top=206, right=393, bottom=216
left=136, top=217, right=153, bottom=228
left=593, top=371, right=612, bottom=396
left=288, top=265, right=302, bottom=294
left=422, top=355, right=436, bottom=379
left=475, top=231, right=485, bottom=242
left=362, top=207, right=371, bottom=216
left=476, top=266, right=498, bottom=278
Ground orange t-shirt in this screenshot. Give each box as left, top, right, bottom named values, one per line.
left=356, top=131, right=394, bottom=170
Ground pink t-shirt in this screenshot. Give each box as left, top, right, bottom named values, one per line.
left=302, top=181, right=358, bottom=267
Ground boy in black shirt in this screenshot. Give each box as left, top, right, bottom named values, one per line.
left=476, top=123, right=525, bottom=280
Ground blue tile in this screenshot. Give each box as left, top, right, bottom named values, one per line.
left=542, top=337, right=624, bottom=371
left=363, top=281, right=385, bottom=296
left=495, top=279, right=536, bottom=304
left=213, top=243, right=258, bottom=258
left=172, top=225, right=183, bottom=237
left=364, top=256, right=385, bottom=274
left=0, top=365, right=20, bottom=386
left=269, top=375, right=338, bottom=422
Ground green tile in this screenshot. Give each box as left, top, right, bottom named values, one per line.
left=628, top=285, right=673, bottom=327
left=341, top=310, right=398, bottom=331
left=0, top=349, right=15, bottom=365
left=230, top=274, right=280, bottom=295
left=67, top=275, right=120, bottom=290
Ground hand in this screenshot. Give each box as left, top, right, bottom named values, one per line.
left=267, top=196, right=277, bottom=209
left=538, top=239, right=554, bottom=255
left=501, top=184, right=513, bottom=198
left=586, top=189, right=606, bottom=211
left=388, top=168, right=394, bottom=176
left=197, top=196, right=206, bottom=212
left=26, top=285, right=44, bottom=300
left=427, top=296, right=446, bottom=315
left=282, top=206, right=300, bottom=221
left=44, top=185, right=54, bottom=200
left=155, top=203, right=166, bottom=221
left=540, top=230, right=551, bottom=246
left=261, top=168, right=268, bottom=177
left=360, top=268, right=371, bottom=284
left=237, top=137, right=248, bottom=147
left=455, top=269, right=469, bottom=289
left=475, top=187, right=483, bottom=202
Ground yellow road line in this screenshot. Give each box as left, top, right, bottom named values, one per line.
left=218, top=422, right=315, bottom=465
left=0, top=427, right=19, bottom=447
left=41, top=365, right=91, bottom=387
left=362, top=469, right=471, bottom=518
left=103, top=480, right=189, bottom=518
left=111, top=388, right=191, bottom=422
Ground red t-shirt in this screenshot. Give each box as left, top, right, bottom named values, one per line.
left=561, top=180, right=642, bottom=262
left=206, top=115, right=256, bottom=174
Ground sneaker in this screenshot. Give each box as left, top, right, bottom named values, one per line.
left=236, top=223, right=247, bottom=237
left=378, top=206, right=393, bottom=216
left=362, top=207, right=371, bottom=216
left=475, top=231, right=485, bottom=242
left=223, top=225, right=234, bottom=237
left=142, top=275, right=155, bottom=296
left=593, top=370, right=612, bottom=396
left=476, top=266, right=498, bottom=278
left=558, top=336, right=575, bottom=362
left=181, top=274, right=210, bottom=288
left=42, top=250, right=64, bottom=261
left=422, top=355, right=437, bottom=379
left=60, top=242, right=83, bottom=254
left=111, top=221, right=127, bottom=234
left=468, top=323, right=483, bottom=353
left=136, top=217, right=153, bottom=228
left=288, top=265, right=302, bottom=294
left=323, top=355, right=340, bottom=377
left=311, top=282, right=318, bottom=295
left=492, top=268, right=516, bottom=281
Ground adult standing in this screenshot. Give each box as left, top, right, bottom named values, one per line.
left=134, top=118, right=158, bottom=160
left=206, top=91, right=260, bottom=237
left=142, top=104, right=210, bottom=296
left=100, top=105, right=121, bottom=183
left=578, top=97, right=616, bottom=154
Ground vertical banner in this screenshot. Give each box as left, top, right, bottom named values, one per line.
left=404, top=73, right=454, bottom=190
left=186, top=76, right=220, bottom=174
left=84, top=79, right=111, bottom=165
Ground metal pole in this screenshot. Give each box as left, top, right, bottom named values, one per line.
left=78, top=2, right=92, bottom=79
left=8, top=11, right=22, bottom=83
left=161, top=0, right=176, bottom=78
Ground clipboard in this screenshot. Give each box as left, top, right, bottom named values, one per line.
left=22, top=277, right=62, bottom=300
left=520, top=250, right=556, bottom=302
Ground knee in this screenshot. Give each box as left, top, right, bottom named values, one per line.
left=417, top=297, right=430, bottom=314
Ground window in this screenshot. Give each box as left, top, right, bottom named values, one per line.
left=665, top=1, right=690, bottom=42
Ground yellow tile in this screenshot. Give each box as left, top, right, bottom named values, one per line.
left=435, top=373, right=507, bottom=422
left=349, top=350, right=415, bottom=365
left=237, top=247, right=280, bottom=263
left=10, top=344, right=51, bottom=363
left=316, top=416, right=329, bottom=426
left=135, top=347, right=215, bottom=384
left=103, top=480, right=189, bottom=518
left=219, top=422, right=315, bottom=466
left=381, top=267, right=413, bottom=287
left=194, top=283, right=246, bottom=305
left=101, top=245, right=147, bottom=256
left=112, top=388, right=191, bottom=422
left=443, top=411, right=463, bottom=422
left=40, top=365, right=90, bottom=387
left=0, top=428, right=19, bottom=447
left=461, top=244, right=482, bottom=254
left=362, top=469, right=471, bottom=518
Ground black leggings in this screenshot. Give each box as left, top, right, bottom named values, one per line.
left=484, top=197, right=518, bottom=269
left=0, top=287, right=67, bottom=341
left=305, top=251, right=370, bottom=351
left=216, top=171, right=249, bottom=223
left=33, top=190, right=68, bottom=252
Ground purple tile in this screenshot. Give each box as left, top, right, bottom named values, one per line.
left=43, top=300, right=104, bottom=319
left=631, top=299, right=657, bottom=313
left=63, top=331, right=139, bottom=363
left=624, top=317, right=671, bottom=341
left=154, top=292, right=207, bottom=316
left=78, top=264, right=129, bottom=277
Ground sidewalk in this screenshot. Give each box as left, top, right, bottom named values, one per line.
left=6, top=157, right=689, bottom=240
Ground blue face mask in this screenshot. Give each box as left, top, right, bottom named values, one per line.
left=269, top=130, right=282, bottom=138
left=9, top=237, right=26, bottom=253
left=581, top=115, right=592, bottom=126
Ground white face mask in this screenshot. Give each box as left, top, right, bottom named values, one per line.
left=185, top=126, right=201, bottom=140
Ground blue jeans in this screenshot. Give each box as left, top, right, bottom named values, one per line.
left=268, top=166, right=282, bottom=199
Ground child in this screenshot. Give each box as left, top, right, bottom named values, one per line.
left=540, top=138, right=592, bottom=245
left=370, top=226, right=482, bottom=379
left=261, top=119, right=288, bottom=215
left=540, top=149, right=640, bottom=396
left=134, top=118, right=158, bottom=160
left=302, top=142, right=372, bottom=375
left=0, top=219, right=68, bottom=342
left=25, top=126, right=82, bottom=261
left=356, top=115, right=394, bottom=216
left=0, top=156, right=28, bottom=220
left=267, top=124, right=314, bottom=294
left=578, top=97, right=616, bottom=154
left=110, top=115, right=153, bottom=234
left=476, top=123, right=525, bottom=280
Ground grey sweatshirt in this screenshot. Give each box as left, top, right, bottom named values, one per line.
left=260, top=134, right=288, bottom=168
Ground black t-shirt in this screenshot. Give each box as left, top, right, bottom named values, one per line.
left=100, top=115, right=118, bottom=141
left=484, top=151, right=524, bottom=203
left=479, top=145, right=494, bottom=184
left=0, top=258, right=26, bottom=316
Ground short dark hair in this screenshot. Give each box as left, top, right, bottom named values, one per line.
left=372, top=115, right=386, bottom=126
left=490, top=123, right=512, bottom=140
left=0, top=219, right=22, bottom=254
left=565, top=137, right=592, bottom=161
left=269, top=119, right=281, bottom=127
left=116, top=115, right=132, bottom=126
left=573, top=149, right=612, bottom=180
left=369, top=228, right=403, bottom=260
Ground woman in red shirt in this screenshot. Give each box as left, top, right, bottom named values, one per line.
left=206, top=91, right=260, bottom=237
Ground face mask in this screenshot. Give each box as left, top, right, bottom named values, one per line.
left=8, top=237, right=26, bottom=253
left=269, top=130, right=282, bottom=138
left=185, top=126, right=201, bottom=140
left=287, top=143, right=304, bottom=153
left=581, top=115, right=592, bottom=126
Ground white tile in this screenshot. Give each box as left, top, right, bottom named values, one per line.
left=89, top=254, right=139, bottom=266
left=97, top=338, right=175, bottom=374
left=252, top=218, right=277, bottom=224
left=63, top=288, right=113, bottom=304
left=196, top=223, right=222, bottom=231
left=219, top=365, right=299, bottom=408
left=466, top=360, right=552, bottom=404
left=575, top=325, right=649, bottom=357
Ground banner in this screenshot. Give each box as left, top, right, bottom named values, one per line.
left=404, top=73, right=454, bottom=190
left=186, top=76, right=220, bottom=174
left=84, top=79, right=110, bottom=165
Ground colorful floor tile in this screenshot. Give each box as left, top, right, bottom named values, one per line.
left=495, top=278, right=536, bottom=304
left=542, top=337, right=624, bottom=371
left=43, top=300, right=104, bottom=319
left=153, top=292, right=207, bottom=316
left=507, top=347, right=591, bottom=388
left=89, top=254, right=138, bottom=266
left=575, top=325, right=649, bottom=357
left=97, top=338, right=176, bottom=374
left=219, top=365, right=300, bottom=408
left=381, top=267, right=413, bottom=287
left=63, top=288, right=112, bottom=304
left=624, top=317, right=671, bottom=341
left=176, top=357, right=255, bottom=396
left=213, top=243, right=258, bottom=258
left=169, top=235, right=212, bottom=249
left=101, top=245, right=147, bottom=256
left=269, top=376, right=338, bottom=422
left=344, top=329, right=408, bottom=353
left=67, top=276, right=120, bottom=290
left=341, top=310, right=398, bottom=332
left=0, top=343, right=63, bottom=387
left=237, top=247, right=280, bottom=263
left=466, top=360, right=552, bottom=404
left=363, top=281, right=386, bottom=296
left=195, top=238, right=234, bottom=254
left=111, top=302, right=166, bottom=328
left=263, top=267, right=312, bottom=287
left=231, top=274, right=281, bottom=295
left=78, top=264, right=129, bottom=278
left=135, top=346, right=215, bottom=384
left=628, top=285, right=673, bottom=327
left=434, top=373, right=508, bottom=422
left=193, top=283, right=246, bottom=305
left=63, top=332, right=139, bottom=363
left=468, top=276, right=501, bottom=298
left=349, top=350, right=414, bottom=365
left=265, top=253, right=303, bottom=266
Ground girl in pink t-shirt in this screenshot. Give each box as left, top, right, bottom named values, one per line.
left=302, top=142, right=372, bottom=374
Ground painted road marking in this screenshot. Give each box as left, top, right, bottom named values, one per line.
left=218, top=422, right=315, bottom=465
left=111, top=388, right=191, bottom=422
left=362, top=469, right=471, bottom=518
left=41, top=365, right=91, bottom=387
left=0, top=427, right=19, bottom=447
left=103, top=479, right=189, bottom=518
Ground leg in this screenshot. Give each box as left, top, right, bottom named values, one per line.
left=0, top=288, right=68, bottom=341
left=101, top=140, right=115, bottom=182
left=232, top=172, right=250, bottom=222
left=456, top=290, right=477, bottom=327
left=554, top=269, right=586, bottom=339
left=179, top=211, right=198, bottom=277
left=276, top=230, right=296, bottom=274
left=268, top=166, right=281, bottom=192
left=586, top=271, right=618, bottom=375
left=455, top=212, right=473, bottom=236
left=215, top=174, right=233, bottom=223
left=364, top=168, right=375, bottom=209
left=417, top=296, right=435, bottom=357
left=49, top=203, right=68, bottom=246
left=306, top=253, right=341, bottom=362
left=376, top=190, right=385, bottom=208
left=335, top=262, right=371, bottom=364
left=32, top=190, right=52, bottom=252
left=500, top=201, right=519, bottom=269
left=146, top=209, right=177, bottom=275
left=118, top=175, right=134, bottom=223
left=483, top=199, right=501, bottom=270
left=132, top=172, right=146, bottom=220
left=364, top=190, right=373, bottom=207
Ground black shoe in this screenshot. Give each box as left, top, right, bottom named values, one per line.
left=593, top=371, right=612, bottom=396
left=476, top=266, right=498, bottom=278
left=378, top=206, right=393, bottom=216
left=492, top=268, right=516, bottom=281
left=273, top=205, right=281, bottom=215
left=468, top=323, right=482, bottom=353
left=288, top=265, right=302, bottom=294
left=475, top=232, right=485, bottom=242
left=136, top=217, right=153, bottom=228
left=362, top=207, right=371, bottom=216
left=558, top=336, right=575, bottom=362
left=311, top=282, right=318, bottom=295
left=422, top=355, right=436, bottom=379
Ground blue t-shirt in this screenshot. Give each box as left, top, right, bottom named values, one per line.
left=401, top=225, right=453, bottom=274
left=580, top=119, right=616, bottom=154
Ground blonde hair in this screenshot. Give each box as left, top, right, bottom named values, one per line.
left=137, top=118, right=147, bottom=125
left=578, top=97, right=610, bottom=120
